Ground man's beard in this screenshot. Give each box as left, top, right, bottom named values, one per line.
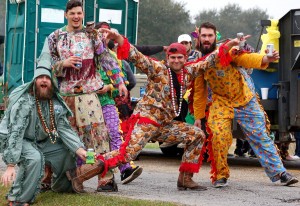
left=35, top=86, right=53, bottom=100
left=199, top=40, right=217, bottom=55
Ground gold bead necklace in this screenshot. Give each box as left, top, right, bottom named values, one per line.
left=36, top=97, right=58, bottom=144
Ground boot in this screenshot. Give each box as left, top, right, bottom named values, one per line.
left=66, top=160, right=105, bottom=193
left=177, top=172, right=207, bottom=191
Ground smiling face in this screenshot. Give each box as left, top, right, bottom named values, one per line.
left=167, top=54, right=187, bottom=74
left=65, top=6, right=84, bottom=31
left=35, top=75, right=53, bottom=100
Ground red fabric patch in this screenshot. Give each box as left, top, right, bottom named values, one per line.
left=204, top=103, right=217, bottom=182
left=97, top=114, right=160, bottom=177
left=117, top=36, right=130, bottom=60
left=179, top=162, right=200, bottom=173
left=65, top=59, right=95, bottom=81
left=218, top=40, right=232, bottom=67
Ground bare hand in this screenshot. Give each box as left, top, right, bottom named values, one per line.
left=163, top=46, right=168, bottom=52
left=262, top=50, right=280, bottom=64
left=98, top=28, right=118, bottom=40
left=227, top=35, right=251, bottom=48
left=98, top=28, right=124, bottom=46
left=118, top=84, right=128, bottom=98
left=96, top=85, right=110, bottom=94
left=62, top=56, right=82, bottom=70
left=1, top=166, right=16, bottom=187
left=76, top=148, right=87, bottom=161
left=194, top=119, right=202, bottom=128
left=265, top=50, right=280, bottom=61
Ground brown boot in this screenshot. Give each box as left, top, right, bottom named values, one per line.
left=177, top=172, right=207, bottom=191
left=66, top=160, right=105, bottom=193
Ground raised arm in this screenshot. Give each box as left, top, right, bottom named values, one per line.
left=99, top=28, right=161, bottom=75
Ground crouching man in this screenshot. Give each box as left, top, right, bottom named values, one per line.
left=0, top=42, right=86, bottom=206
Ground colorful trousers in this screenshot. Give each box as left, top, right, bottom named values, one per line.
left=63, top=93, right=110, bottom=153
left=101, top=115, right=206, bottom=173
left=102, top=104, right=131, bottom=173
left=208, top=96, right=286, bottom=182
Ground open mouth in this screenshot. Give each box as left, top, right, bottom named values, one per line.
left=203, top=42, right=211, bottom=47
left=73, top=19, right=81, bottom=24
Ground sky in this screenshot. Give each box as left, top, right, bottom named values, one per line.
left=174, top=0, right=299, bottom=20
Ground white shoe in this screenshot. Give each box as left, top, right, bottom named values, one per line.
left=177, top=142, right=186, bottom=148
left=285, top=155, right=300, bottom=161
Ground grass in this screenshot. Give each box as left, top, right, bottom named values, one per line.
left=0, top=185, right=179, bottom=206
left=144, top=142, right=160, bottom=149
left=0, top=143, right=167, bottom=205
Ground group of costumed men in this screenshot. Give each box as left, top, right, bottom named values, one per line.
left=0, top=0, right=298, bottom=205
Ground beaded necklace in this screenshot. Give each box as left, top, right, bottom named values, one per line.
left=168, top=68, right=184, bottom=117
left=36, top=97, right=58, bottom=144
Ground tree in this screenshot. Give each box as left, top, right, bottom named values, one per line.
left=138, top=0, right=193, bottom=51
left=193, top=3, right=269, bottom=49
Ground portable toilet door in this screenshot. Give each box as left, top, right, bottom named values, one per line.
left=4, top=0, right=68, bottom=94
left=5, top=1, right=27, bottom=93
left=36, top=1, right=68, bottom=61
left=94, top=0, right=138, bottom=44
left=38, top=0, right=99, bottom=57
left=4, top=0, right=94, bottom=94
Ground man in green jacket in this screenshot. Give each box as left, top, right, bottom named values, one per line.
left=0, top=41, right=86, bottom=206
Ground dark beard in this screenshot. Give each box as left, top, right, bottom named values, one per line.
left=199, top=40, right=217, bottom=55
left=35, top=86, right=54, bottom=100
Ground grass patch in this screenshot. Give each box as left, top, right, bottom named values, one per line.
left=0, top=185, right=179, bottom=206
left=144, top=142, right=160, bottom=149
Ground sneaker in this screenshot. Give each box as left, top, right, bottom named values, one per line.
left=121, top=166, right=143, bottom=184
left=97, top=175, right=118, bottom=192
left=177, top=142, right=186, bottom=148
left=285, top=155, right=300, bottom=161
left=280, top=172, right=298, bottom=186
left=213, top=178, right=228, bottom=188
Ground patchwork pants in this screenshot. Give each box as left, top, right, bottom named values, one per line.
left=208, top=96, right=286, bottom=182
left=103, top=118, right=206, bottom=173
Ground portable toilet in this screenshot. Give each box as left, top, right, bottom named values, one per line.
left=5, top=0, right=65, bottom=93
left=4, top=0, right=139, bottom=95
left=94, top=0, right=139, bottom=44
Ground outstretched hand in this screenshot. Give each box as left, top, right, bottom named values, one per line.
left=98, top=28, right=124, bottom=46
left=263, top=50, right=280, bottom=64
left=1, top=166, right=16, bottom=187
left=226, top=35, right=251, bottom=48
